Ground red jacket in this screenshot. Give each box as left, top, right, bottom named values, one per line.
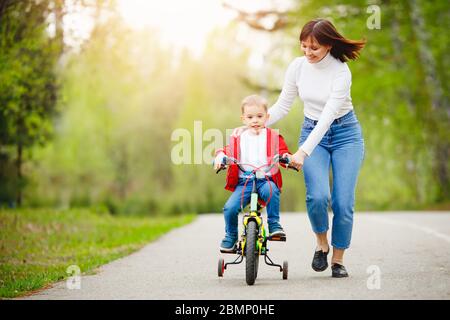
left=215, top=128, right=292, bottom=192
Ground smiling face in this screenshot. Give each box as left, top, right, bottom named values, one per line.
left=241, top=104, right=269, bottom=135
left=301, top=36, right=331, bottom=64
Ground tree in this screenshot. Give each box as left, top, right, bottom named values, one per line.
left=0, top=0, right=116, bottom=206
left=0, top=0, right=60, bottom=206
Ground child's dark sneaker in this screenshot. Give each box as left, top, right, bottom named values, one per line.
left=219, top=235, right=238, bottom=253
left=269, top=224, right=286, bottom=237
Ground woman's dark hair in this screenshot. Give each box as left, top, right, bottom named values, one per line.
left=300, top=19, right=366, bottom=62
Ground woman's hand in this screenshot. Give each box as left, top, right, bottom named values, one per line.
left=290, top=148, right=308, bottom=171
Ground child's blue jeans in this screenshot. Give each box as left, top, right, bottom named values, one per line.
left=223, top=177, right=280, bottom=239
left=299, top=110, right=365, bottom=250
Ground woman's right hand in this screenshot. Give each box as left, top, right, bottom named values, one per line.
left=290, top=148, right=308, bottom=171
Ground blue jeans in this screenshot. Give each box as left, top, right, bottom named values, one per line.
left=223, top=177, right=281, bottom=238
left=299, top=110, right=365, bottom=250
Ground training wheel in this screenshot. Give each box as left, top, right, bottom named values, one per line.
left=282, top=260, right=288, bottom=280
left=218, top=258, right=225, bottom=277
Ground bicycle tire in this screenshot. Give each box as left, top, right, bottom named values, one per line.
left=245, top=220, right=259, bottom=285
left=282, top=260, right=288, bottom=280
left=218, top=258, right=224, bottom=277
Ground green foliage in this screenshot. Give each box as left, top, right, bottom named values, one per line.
left=1, top=0, right=448, bottom=213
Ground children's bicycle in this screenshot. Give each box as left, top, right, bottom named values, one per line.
left=215, top=154, right=298, bottom=285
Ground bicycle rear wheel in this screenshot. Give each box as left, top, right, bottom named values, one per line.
left=245, top=220, right=259, bottom=285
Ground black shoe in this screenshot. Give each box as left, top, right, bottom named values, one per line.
left=331, top=263, right=349, bottom=278
left=311, top=248, right=329, bottom=272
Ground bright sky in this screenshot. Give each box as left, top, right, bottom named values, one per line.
left=116, top=0, right=293, bottom=56
left=117, top=0, right=232, bottom=56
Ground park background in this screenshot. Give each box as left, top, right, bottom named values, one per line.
left=0, top=0, right=449, bottom=297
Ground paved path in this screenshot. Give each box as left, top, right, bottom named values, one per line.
left=20, top=212, right=450, bottom=300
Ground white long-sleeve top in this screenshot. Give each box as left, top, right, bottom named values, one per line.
left=238, top=129, right=269, bottom=177
left=215, top=129, right=270, bottom=178
left=266, top=52, right=354, bottom=156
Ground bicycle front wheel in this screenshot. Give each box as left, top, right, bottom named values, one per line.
left=245, top=220, right=259, bottom=285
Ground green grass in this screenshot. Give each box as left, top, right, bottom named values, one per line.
left=0, top=208, right=195, bottom=298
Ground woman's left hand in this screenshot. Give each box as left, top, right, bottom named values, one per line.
left=290, top=148, right=308, bottom=171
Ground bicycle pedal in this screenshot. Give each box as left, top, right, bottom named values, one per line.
left=268, top=235, right=286, bottom=242
left=220, top=248, right=238, bottom=254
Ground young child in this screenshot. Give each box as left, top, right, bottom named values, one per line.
left=214, top=94, right=292, bottom=252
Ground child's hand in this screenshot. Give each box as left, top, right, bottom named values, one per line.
left=214, top=153, right=226, bottom=171
left=214, top=160, right=223, bottom=171
left=282, top=153, right=292, bottom=163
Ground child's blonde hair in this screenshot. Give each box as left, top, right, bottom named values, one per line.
left=241, top=94, right=268, bottom=114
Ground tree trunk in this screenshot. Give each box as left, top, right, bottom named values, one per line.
left=0, top=0, right=11, bottom=21
left=383, top=1, right=424, bottom=202
left=53, top=0, right=65, bottom=55
left=16, top=142, right=22, bottom=207
left=115, top=145, right=129, bottom=201
left=409, top=0, right=450, bottom=201
left=410, top=0, right=448, bottom=116
left=387, top=1, right=416, bottom=112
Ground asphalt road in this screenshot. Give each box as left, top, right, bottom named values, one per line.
left=19, top=212, right=450, bottom=300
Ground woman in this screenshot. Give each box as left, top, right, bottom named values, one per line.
left=267, top=19, right=366, bottom=278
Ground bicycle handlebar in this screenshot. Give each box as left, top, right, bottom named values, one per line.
left=215, top=154, right=299, bottom=174
left=280, top=156, right=300, bottom=172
